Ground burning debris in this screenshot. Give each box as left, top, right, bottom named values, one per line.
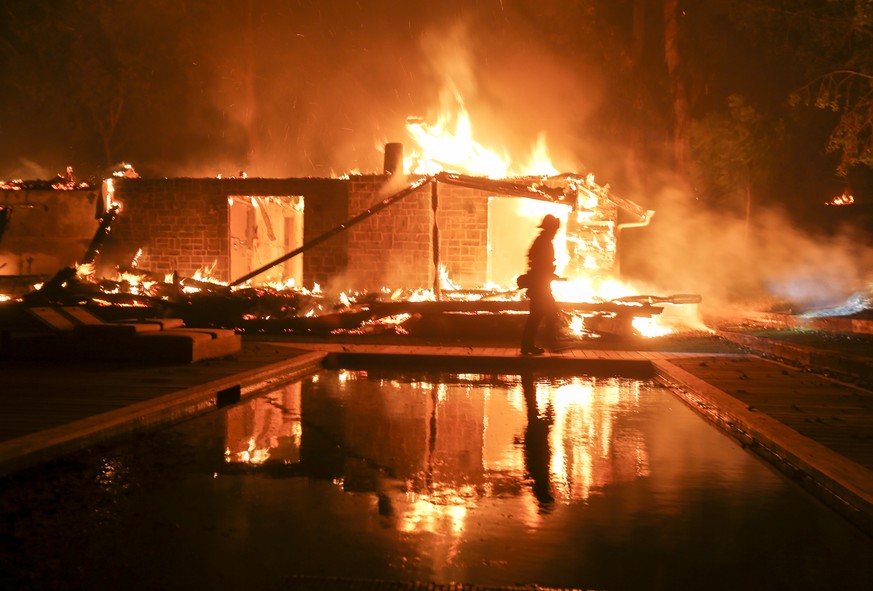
left=826, top=190, right=855, bottom=206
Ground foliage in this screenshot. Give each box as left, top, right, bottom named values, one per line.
left=730, top=0, right=873, bottom=175
left=689, top=94, right=783, bottom=212
left=0, top=1, right=203, bottom=170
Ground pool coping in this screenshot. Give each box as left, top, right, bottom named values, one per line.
left=0, top=351, right=327, bottom=478
left=653, top=358, right=873, bottom=538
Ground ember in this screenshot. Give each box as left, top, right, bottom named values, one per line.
left=826, top=191, right=855, bottom=206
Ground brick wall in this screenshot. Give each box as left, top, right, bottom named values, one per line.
left=345, top=178, right=491, bottom=291
left=110, top=177, right=348, bottom=285
left=346, top=177, right=433, bottom=291
left=109, top=175, right=621, bottom=292
left=434, top=183, right=489, bottom=287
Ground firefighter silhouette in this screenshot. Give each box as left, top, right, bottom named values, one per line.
left=519, top=214, right=561, bottom=355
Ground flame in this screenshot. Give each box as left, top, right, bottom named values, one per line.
left=75, top=262, right=96, bottom=279
left=826, top=191, right=854, bottom=206
left=103, top=177, right=124, bottom=213
left=405, top=82, right=558, bottom=178
left=192, top=260, right=220, bottom=283
left=400, top=79, right=686, bottom=337
left=523, top=132, right=560, bottom=177
left=400, top=81, right=688, bottom=338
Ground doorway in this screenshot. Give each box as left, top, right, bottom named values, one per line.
left=487, top=196, right=568, bottom=288
left=229, top=195, right=304, bottom=286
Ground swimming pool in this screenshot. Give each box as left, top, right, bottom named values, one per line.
left=2, top=368, right=872, bottom=590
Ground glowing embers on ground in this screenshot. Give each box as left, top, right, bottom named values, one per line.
left=825, top=190, right=855, bottom=206
left=222, top=370, right=652, bottom=535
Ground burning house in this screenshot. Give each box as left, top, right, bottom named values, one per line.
left=0, top=150, right=691, bottom=341
left=101, top=157, right=651, bottom=294
left=0, top=175, right=102, bottom=288
left=0, top=72, right=715, bottom=344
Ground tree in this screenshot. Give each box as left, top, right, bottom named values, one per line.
left=690, top=94, right=783, bottom=233
left=730, top=0, right=873, bottom=176
left=0, top=1, right=199, bottom=173
left=664, top=0, right=692, bottom=189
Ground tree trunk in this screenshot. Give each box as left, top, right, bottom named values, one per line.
left=626, top=0, right=647, bottom=192
left=664, top=0, right=691, bottom=190
left=243, top=0, right=259, bottom=168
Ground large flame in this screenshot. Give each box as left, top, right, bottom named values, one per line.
left=403, top=85, right=695, bottom=338
left=405, top=83, right=559, bottom=179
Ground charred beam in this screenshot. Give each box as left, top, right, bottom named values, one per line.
left=0, top=206, right=10, bottom=243
left=432, top=180, right=440, bottom=300
left=82, top=204, right=121, bottom=265
left=433, top=172, right=574, bottom=205
left=364, top=300, right=664, bottom=317
left=608, top=193, right=651, bottom=222
left=22, top=204, right=120, bottom=304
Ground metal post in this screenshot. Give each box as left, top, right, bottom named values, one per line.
left=431, top=180, right=440, bottom=300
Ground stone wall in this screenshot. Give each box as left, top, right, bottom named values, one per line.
left=345, top=177, right=433, bottom=291
left=434, top=183, right=490, bottom=287
left=344, top=178, right=491, bottom=291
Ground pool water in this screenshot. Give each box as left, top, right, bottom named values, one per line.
left=2, top=368, right=872, bottom=590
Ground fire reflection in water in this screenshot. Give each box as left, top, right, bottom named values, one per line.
left=223, top=370, right=649, bottom=535
left=224, top=382, right=302, bottom=465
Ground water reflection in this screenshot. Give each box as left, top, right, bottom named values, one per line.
left=521, top=372, right=554, bottom=511
left=224, top=381, right=303, bottom=465
left=223, top=369, right=652, bottom=534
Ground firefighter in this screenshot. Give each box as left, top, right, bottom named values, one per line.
left=520, top=214, right=561, bottom=355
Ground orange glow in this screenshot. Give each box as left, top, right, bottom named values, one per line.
left=405, top=82, right=559, bottom=178
left=402, top=84, right=686, bottom=337
left=826, top=191, right=854, bottom=206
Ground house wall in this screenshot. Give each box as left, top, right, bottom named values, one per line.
left=109, top=178, right=348, bottom=285
left=434, top=182, right=490, bottom=287
left=108, top=176, right=621, bottom=292
left=0, top=189, right=102, bottom=276
left=345, top=177, right=432, bottom=290
left=344, top=178, right=490, bottom=291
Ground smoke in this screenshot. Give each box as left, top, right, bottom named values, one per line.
left=0, top=158, right=57, bottom=181
left=622, top=183, right=873, bottom=317
left=155, top=2, right=608, bottom=180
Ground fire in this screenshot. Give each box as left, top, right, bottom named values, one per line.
left=405, top=82, right=558, bottom=179
left=826, top=191, right=854, bottom=206
left=403, top=86, right=695, bottom=338
left=102, top=177, right=124, bottom=213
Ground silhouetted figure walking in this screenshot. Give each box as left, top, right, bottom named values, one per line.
left=520, top=214, right=561, bottom=355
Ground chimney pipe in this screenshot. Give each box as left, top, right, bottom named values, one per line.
left=383, top=142, right=404, bottom=175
